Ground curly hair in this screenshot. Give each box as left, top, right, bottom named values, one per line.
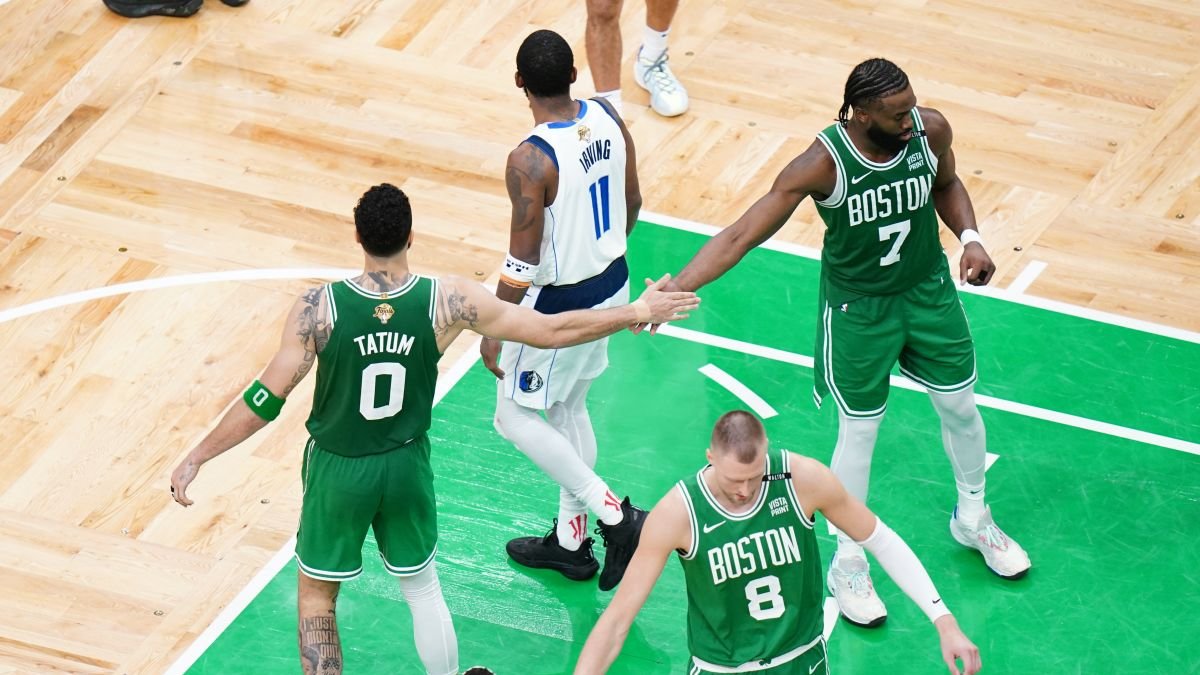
left=516, top=29, right=573, bottom=98
left=353, top=183, right=412, bottom=257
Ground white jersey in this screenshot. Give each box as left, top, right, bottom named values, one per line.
left=524, top=99, right=628, bottom=286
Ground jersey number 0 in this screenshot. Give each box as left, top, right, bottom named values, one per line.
left=359, top=362, right=406, bottom=420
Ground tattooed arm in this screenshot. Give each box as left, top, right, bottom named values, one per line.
left=481, top=141, right=554, bottom=378
left=435, top=274, right=700, bottom=354
left=170, top=287, right=330, bottom=506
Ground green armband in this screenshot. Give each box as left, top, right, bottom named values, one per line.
left=243, top=380, right=284, bottom=421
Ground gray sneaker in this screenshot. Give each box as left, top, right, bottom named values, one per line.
left=826, top=553, right=887, bottom=627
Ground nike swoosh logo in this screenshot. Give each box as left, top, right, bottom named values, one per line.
left=933, top=598, right=942, bottom=605
left=809, top=656, right=826, bottom=674
left=851, top=173, right=871, bottom=184
left=702, top=521, right=726, bottom=533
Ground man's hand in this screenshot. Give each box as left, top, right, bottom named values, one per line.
left=481, top=337, right=504, bottom=379
left=959, top=242, right=995, bottom=286
left=634, top=274, right=698, bottom=326
left=935, top=615, right=981, bottom=675
left=170, top=454, right=202, bottom=507
left=630, top=276, right=685, bottom=335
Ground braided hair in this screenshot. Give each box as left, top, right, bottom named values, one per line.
left=837, top=58, right=910, bottom=127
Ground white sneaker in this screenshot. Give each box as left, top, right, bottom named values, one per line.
left=826, top=553, right=887, bottom=627
left=633, top=48, right=689, bottom=117
left=950, top=505, right=1031, bottom=579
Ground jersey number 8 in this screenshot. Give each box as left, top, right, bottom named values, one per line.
left=745, top=575, right=786, bottom=621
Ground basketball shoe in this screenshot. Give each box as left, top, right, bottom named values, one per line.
left=595, top=497, right=648, bottom=591
left=506, top=520, right=599, bottom=581
left=633, top=48, right=689, bottom=117
left=950, top=505, right=1031, bottom=579
left=103, top=0, right=248, bottom=18
left=827, top=552, right=887, bottom=627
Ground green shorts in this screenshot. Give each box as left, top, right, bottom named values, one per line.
left=295, top=434, right=437, bottom=581
left=813, top=263, right=976, bottom=419
left=689, top=637, right=828, bottom=674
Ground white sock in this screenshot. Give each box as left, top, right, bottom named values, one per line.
left=494, top=385, right=623, bottom=527
left=398, top=565, right=458, bottom=675
left=829, top=412, right=883, bottom=560
left=595, top=89, right=623, bottom=116
left=957, top=484, right=986, bottom=527
left=556, top=512, right=588, bottom=552
left=928, top=386, right=988, bottom=528
left=641, top=25, right=670, bottom=62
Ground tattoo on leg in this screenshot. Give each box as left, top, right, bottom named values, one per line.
left=299, top=613, right=342, bottom=675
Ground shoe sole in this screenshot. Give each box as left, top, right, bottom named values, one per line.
left=506, top=552, right=598, bottom=581
left=826, top=578, right=886, bottom=629
left=103, top=0, right=203, bottom=17
left=950, top=523, right=1032, bottom=580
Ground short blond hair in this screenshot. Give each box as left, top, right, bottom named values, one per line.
left=711, top=411, right=766, bottom=463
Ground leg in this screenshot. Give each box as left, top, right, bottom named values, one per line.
left=298, top=572, right=342, bottom=675
left=900, top=265, right=1030, bottom=579
left=397, top=564, right=459, bottom=675
left=545, top=378, right=599, bottom=549
left=645, top=0, right=679, bottom=33
left=813, top=291, right=902, bottom=628
left=586, top=0, right=625, bottom=110
left=495, top=389, right=622, bottom=527
left=927, top=385, right=987, bottom=525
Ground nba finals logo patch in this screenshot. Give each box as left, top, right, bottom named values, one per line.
left=577, top=125, right=591, bottom=144
left=373, top=303, right=394, bottom=325
left=907, top=153, right=925, bottom=172
left=518, top=370, right=544, bottom=393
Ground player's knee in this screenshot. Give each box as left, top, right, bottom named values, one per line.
left=586, top=0, right=622, bottom=23
left=931, top=389, right=979, bottom=425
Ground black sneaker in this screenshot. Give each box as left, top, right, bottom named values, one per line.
left=102, top=0, right=247, bottom=17
left=595, top=497, right=648, bottom=591
left=463, top=668, right=495, bottom=675
left=506, top=520, right=599, bottom=581
left=103, top=0, right=203, bottom=17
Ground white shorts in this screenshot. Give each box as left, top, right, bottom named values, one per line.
left=499, top=279, right=629, bottom=410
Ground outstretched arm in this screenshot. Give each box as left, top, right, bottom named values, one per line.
left=170, top=288, right=328, bottom=506
left=924, top=108, right=994, bottom=286
left=791, top=454, right=982, bottom=675
left=671, top=140, right=833, bottom=293
left=574, top=491, right=689, bottom=674
left=434, top=273, right=698, bottom=353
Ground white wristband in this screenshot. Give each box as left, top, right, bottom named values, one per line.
left=958, top=229, right=984, bottom=248
left=502, top=253, right=538, bottom=284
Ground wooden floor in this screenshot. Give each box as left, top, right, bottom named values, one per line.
left=0, top=0, right=1196, bottom=672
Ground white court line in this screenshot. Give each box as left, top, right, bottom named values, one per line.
left=642, top=210, right=1200, bottom=345
left=822, top=598, right=840, bottom=641
left=985, top=452, right=1000, bottom=471
left=161, top=538, right=297, bottom=675
left=658, top=325, right=1200, bottom=456
left=0, top=267, right=360, bottom=324
left=162, top=340, right=485, bottom=675
left=1006, top=260, right=1048, bottom=296
left=699, top=363, right=778, bottom=418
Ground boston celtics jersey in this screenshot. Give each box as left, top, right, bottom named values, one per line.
left=814, top=109, right=943, bottom=303
left=676, top=450, right=822, bottom=668
left=305, top=275, right=440, bottom=457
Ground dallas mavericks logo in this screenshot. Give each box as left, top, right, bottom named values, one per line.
left=518, top=370, right=544, bottom=393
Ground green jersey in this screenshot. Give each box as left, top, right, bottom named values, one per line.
left=677, top=450, right=823, bottom=667
left=814, top=109, right=943, bottom=304
left=305, top=275, right=440, bottom=457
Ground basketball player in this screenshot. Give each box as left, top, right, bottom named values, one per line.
left=575, top=411, right=981, bottom=675
left=586, top=0, right=689, bottom=117
left=646, top=58, right=1031, bottom=627
left=480, top=29, right=647, bottom=592
left=167, top=183, right=698, bottom=675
